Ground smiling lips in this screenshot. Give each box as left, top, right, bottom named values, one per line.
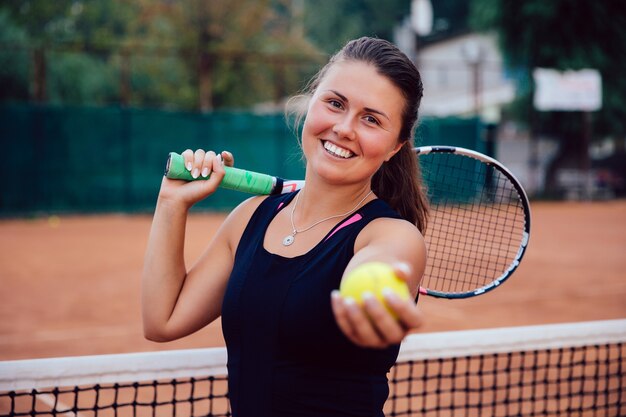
left=323, top=140, right=355, bottom=159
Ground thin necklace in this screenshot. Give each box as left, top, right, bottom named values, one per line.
left=282, top=189, right=374, bottom=246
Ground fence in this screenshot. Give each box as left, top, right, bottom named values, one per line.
left=0, top=103, right=483, bottom=216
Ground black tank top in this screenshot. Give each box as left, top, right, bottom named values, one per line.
left=221, top=191, right=404, bottom=417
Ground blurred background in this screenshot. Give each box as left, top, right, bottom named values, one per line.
left=1, top=0, right=624, bottom=215
left=0, top=0, right=625, bottom=363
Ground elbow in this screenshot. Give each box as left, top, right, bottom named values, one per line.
left=144, top=332, right=168, bottom=343
left=143, top=324, right=175, bottom=343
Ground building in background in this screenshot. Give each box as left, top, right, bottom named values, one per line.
left=415, top=32, right=515, bottom=122
left=395, top=0, right=624, bottom=200
left=395, top=2, right=541, bottom=196
left=394, top=1, right=514, bottom=122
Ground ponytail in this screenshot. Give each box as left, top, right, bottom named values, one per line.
left=372, top=141, right=429, bottom=233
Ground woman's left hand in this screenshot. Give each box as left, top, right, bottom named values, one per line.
left=330, top=263, right=424, bottom=349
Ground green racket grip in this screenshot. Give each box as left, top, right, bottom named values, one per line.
left=165, top=152, right=276, bottom=195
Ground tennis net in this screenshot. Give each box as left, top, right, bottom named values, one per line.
left=1, top=319, right=624, bottom=417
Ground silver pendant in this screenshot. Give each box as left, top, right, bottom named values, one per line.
left=282, top=234, right=295, bottom=246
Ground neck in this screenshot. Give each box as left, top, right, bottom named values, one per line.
left=295, top=175, right=374, bottom=225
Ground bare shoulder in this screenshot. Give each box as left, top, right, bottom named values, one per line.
left=219, top=195, right=269, bottom=251
left=227, top=195, right=268, bottom=223
left=356, top=217, right=425, bottom=251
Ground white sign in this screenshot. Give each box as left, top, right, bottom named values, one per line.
left=533, top=68, right=602, bottom=111
left=411, top=0, right=433, bottom=36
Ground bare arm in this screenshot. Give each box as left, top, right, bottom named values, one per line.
left=141, top=195, right=191, bottom=342
left=141, top=149, right=256, bottom=342
left=142, top=193, right=261, bottom=342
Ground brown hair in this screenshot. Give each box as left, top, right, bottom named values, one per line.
left=290, top=37, right=429, bottom=232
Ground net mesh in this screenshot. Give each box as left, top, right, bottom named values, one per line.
left=388, top=344, right=624, bottom=416
left=1, top=320, right=624, bottom=417
left=419, top=151, right=529, bottom=297
left=2, top=377, right=230, bottom=417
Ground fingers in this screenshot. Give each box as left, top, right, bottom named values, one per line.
left=206, top=152, right=226, bottom=188
left=392, top=262, right=412, bottom=282
left=161, top=149, right=234, bottom=207
left=181, top=149, right=195, bottom=172
left=221, top=150, right=234, bottom=167
left=332, top=291, right=384, bottom=348
left=181, top=149, right=233, bottom=179
left=331, top=290, right=423, bottom=349
left=391, top=262, right=422, bottom=299
left=363, top=291, right=407, bottom=341
left=169, top=149, right=226, bottom=199
left=383, top=289, right=424, bottom=329
left=188, top=149, right=216, bottom=179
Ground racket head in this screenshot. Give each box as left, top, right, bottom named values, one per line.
left=415, top=146, right=531, bottom=299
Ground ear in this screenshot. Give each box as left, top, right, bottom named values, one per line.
left=385, top=141, right=405, bottom=162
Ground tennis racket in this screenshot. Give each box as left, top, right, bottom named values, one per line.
left=165, top=146, right=531, bottom=299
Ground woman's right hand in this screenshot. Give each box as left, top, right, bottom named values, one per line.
left=158, top=149, right=235, bottom=209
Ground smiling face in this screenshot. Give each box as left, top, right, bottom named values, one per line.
left=301, top=60, right=406, bottom=186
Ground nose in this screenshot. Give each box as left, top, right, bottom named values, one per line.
left=332, top=116, right=356, bottom=140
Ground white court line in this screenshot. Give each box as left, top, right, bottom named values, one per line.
left=38, top=394, right=83, bottom=417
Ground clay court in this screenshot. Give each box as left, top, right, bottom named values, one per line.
left=0, top=200, right=625, bottom=361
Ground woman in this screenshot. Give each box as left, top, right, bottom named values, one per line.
left=142, top=37, right=429, bottom=417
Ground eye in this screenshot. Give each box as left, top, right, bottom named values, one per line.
left=364, top=115, right=381, bottom=126
left=327, top=99, right=343, bottom=109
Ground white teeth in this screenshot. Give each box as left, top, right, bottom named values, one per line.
left=323, top=141, right=354, bottom=158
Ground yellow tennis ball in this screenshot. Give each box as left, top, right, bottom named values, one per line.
left=48, top=215, right=60, bottom=228
left=339, top=262, right=411, bottom=317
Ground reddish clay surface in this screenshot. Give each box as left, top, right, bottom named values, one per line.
left=1, top=201, right=625, bottom=360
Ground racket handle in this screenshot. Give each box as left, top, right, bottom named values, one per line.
left=165, top=152, right=276, bottom=195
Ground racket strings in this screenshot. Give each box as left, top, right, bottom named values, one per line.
left=421, top=153, right=527, bottom=295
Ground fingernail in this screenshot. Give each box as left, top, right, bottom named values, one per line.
left=218, top=154, right=224, bottom=165
left=382, top=287, right=398, bottom=302
left=192, top=168, right=199, bottom=179
left=331, top=290, right=341, bottom=300
left=396, top=263, right=411, bottom=276
left=186, top=162, right=192, bottom=171
left=362, top=291, right=375, bottom=303
left=344, top=297, right=357, bottom=308
left=201, top=167, right=209, bottom=178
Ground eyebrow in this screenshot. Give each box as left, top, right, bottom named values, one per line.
left=328, top=90, right=391, bottom=121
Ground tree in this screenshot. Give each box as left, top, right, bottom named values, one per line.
left=168, top=0, right=321, bottom=110
left=0, top=0, right=321, bottom=109
left=303, top=0, right=411, bottom=53
left=0, top=0, right=135, bottom=105
left=1, top=0, right=417, bottom=109
left=0, top=10, right=31, bottom=101
left=470, top=0, right=626, bottom=194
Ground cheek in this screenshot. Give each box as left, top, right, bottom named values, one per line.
left=302, top=104, right=328, bottom=138
left=361, top=134, right=400, bottom=159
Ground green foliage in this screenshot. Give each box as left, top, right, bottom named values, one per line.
left=128, top=53, right=196, bottom=109
left=0, top=1, right=137, bottom=105
left=0, top=10, right=30, bottom=101
left=46, top=52, right=117, bottom=105
left=0, top=0, right=412, bottom=109
left=303, top=0, right=411, bottom=53
left=168, top=0, right=322, bottom=109
left=470, top=0, right=626, bottom=196
left=428, top=0, right=470, bottom=35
